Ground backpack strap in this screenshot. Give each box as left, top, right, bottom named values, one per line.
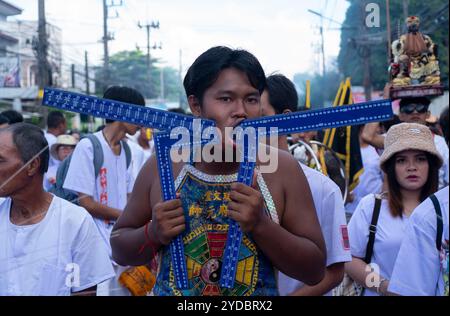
left=85, top=134, right=104, bottom=178
left=53, top=154, right=72, bottom=189
left=120, top=140, right=132, bottom=169
left=364, top=195, right=382, bottom=264
left=430, top=194, right=443, bottom=251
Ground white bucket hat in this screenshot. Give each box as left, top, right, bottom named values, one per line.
left=50, top=134, right=78, bottom=160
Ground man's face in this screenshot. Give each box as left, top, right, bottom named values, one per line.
left=260, top=90, right=276, bottom=116
left=399, top=103, right=430, bottom=125
left=0, top=132, right=28, bottom=197
left=190, top=68, right=262, bottom=140
left=58, top=121, right=67, bottom=135
left=123, top=123, right=140, bottom=136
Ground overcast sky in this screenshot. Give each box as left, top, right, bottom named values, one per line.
left=10, top=0, right=350, bottom=80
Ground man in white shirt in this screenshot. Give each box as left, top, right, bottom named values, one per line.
left=346, top=126, right=384, bottom=215
left=63, top=86, right=145, bottom=296
left=44, top=111, right=67, bottom=169
left=362, top=97, right=449, bottom=188
left=261, top=74, right=351, bottom=295
left=0, top=123, right=114, bottom=296
left=125, top=137, right=146, bottom=187
left=388, top=186, right=449, bottom=296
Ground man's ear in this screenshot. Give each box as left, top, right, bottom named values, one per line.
left=27, top=157, right=41, bottom=177
left=426, top=111, right=431, bottom=120
left=188, top=95, right=201, bottom=117
left=282, top=109, right=292, bottom=115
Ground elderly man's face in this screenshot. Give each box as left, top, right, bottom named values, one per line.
left=0, top=131, right=28, bottom=197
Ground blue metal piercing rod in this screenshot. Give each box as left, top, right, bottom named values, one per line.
left=42, top=88, right=215, bottom=134
left=219, top=99, right=393, bottom=288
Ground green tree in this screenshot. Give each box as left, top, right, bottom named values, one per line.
left=293, top=70, right=343, bottom=109
left=338, top=0, right=449, bottom=91
left=95, top=50, right=183, bottom=101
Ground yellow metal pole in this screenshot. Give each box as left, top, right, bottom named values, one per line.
left=305, top=80, right=311, bottom=109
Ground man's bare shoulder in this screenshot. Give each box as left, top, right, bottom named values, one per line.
left=258, top=145, right=303, bottom=182
left=140, top=155, right=186, bottom=187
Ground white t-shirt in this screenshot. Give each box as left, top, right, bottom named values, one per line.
left=126, top=139, right=146, bottom=187
left=434, top=135, right=449, bottom=189
left=389, top=186, right=449, bottom=296
left=346, top=145, right=383, bottom=214
left=43, top=161, right=60, bottom=192
left=44, top=132, right=58, bottom=168
left=0, top=196, right=115, bottom=296
left=63, top=131, right=134, bottom=256
left=278, top=163, right=352, bottom=296
left=348, top=194, right=410, bottom=296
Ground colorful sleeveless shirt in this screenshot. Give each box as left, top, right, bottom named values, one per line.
left=152, top=164, right=279, bottom=296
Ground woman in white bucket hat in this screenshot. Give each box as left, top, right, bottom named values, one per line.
left=43, top=134, right=78, bottom=191
left=344, top=123, right=442, bottom=296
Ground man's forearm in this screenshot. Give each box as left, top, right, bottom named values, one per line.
left=252, top=216, right=326, bottom=286
left=111, top=224, right=162, bottom=267
left=78, top=194, right=121, bottom=220
left=289, top=263, right=344, bottom=296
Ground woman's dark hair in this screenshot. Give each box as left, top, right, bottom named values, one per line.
left=1, top=123, right=49, bottom=174
left=385, top=152, right=439, bottom=217
left=183, top=46, right=266, bottom=105
left=439, top=106, right=449, bottom=145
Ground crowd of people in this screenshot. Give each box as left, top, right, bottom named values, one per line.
left=0, top=46, right=448, bottom=297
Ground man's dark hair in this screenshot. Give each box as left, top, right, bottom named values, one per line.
left=439, top=106, right=449, bottom=145
left=183, top=46, right=266, bottom=105
left=0, top=113, right=9, bottom=126
left=103, top=86, right=146, bottom=124
left=1, top=123, right=49, bottom=174
left=399, top=97, right=431, bottom=108
left=265, top=74, right=298, bottom=114
left=381, top=114, right=401, bottom=133
left=47, top=111, right=66, bottom=129
left=1, top=110, right=23, bottom=124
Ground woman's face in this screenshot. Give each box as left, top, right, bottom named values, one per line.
left=395, top=150, right=429, bottom=191
left=57, top=145, right=75, bottom=161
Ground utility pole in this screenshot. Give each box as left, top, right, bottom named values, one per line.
left=361, top=1, right=372, bottom=101
left=71, top=64, right=75, bottom=88
left=179, top=49, right=184, bottom=109
left=102, top=0, right=109, bottom=91
left=362, top=47, right=372, bottom=101
left=85, top=51, right=90, bottom=95
left=138, top=20, right=160, bottom=98
left=319, top=24, right=326, bottom=76
left=386, top=0, right=392, bottom=73
left=402, top=0, right=409, bottom=21
left=160, top=65, right=164, bottom=100
left=308, top=9, right=326, bottom=76
left=37, top=0, right=50, bottom=90
left=102, top=0, right=122, bottom=92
